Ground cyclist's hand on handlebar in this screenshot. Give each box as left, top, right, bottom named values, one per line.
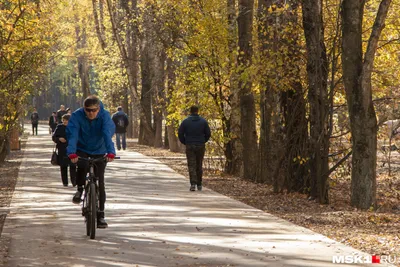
left=106, top=153, right=115, bottom=162
left=69, top=153, right=78, bottom=164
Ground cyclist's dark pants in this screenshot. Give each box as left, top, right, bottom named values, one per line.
left=76, top=151, right=107, bottom=211
left=185, top=144, right=205, bottom=186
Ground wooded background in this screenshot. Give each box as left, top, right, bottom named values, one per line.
left=1, top=0, right=399, bottom=210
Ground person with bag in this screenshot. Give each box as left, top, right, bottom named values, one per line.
left=111, top=106, right=129, bottom=150
left=30, top=108, right=39, bottom=135
left=52, top=114, right=76, bottom=187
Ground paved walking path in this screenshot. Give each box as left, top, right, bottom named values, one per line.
left=0, top=124, right=392, bottom=266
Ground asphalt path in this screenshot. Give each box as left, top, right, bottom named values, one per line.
left=0, top=124, right=393, bottom=267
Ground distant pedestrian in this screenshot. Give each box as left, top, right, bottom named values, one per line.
left=66, top=107, right=72, bottom=115
left=52, top=114, right=76, bottom=187
left=178, top=106, right=211, bottom=191
left=57, top=105, right=67, bottom=122
left=111, top=106, right=129, bottom=150
left=49, top=111, right=58, bottom=133
left=30, top=108, right=39, bottom=135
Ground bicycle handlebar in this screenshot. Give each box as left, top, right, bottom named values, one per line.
left=78, top=156, right=120, bottom=163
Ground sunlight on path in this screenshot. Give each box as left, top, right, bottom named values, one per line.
left=0, top=124, right=394, bottom=267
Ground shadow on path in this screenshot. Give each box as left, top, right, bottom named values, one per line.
left=0, top=125, right=391, bottom=267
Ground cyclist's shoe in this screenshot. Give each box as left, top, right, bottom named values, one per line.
left=190, top=184, right=196, bottom=191
left=197, top=185, right=202, bottom=191
left=72, top=188, right=83, bottom=204
left=97, top=218, right=108, bottom=228
left=97, top=211, right=108, bottom=228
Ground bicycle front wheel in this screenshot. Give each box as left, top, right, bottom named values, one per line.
left=84, top=190, right=90, bottom=236
left=89, top=182, right=97, bottom=239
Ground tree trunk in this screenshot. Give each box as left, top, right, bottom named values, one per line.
left=92, top=0, right=107, bottom=50
left=153, top=47, right=166, bottom=148
left=341, top=0, right=391, bottom=209
left=139, top=34, right=155, bottom=146
left=75, top=24, right=90, bottom=98
left=105, top=0, right=154, bottom=138
left=125, top=0, right=139, bottom=139
left=257, top=0, right=275, bottom=185
left=225, top=0, right=243, bottom=176
left=302, top=0, right=330, bottom=203
left=238, top=0, right=258, bottom=181
left=165, top=58, right=180, bottom=152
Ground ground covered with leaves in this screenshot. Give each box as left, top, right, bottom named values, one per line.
left=128, top=141, right=400, bottom=266
left=0, top=147, right=23, bottom=234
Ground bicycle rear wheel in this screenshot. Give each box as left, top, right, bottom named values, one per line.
left=89, top=182, right=97, bottom=239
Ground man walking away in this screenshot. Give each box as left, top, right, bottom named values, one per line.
left=178, top=106, right=211, bottom=191
left=30, top=108, right=39, bottom=135
left=111, top=106, right=129, bottom=150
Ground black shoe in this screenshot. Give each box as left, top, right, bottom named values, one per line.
left=190, top=184, right=196, bottom=191
left=72, top=189, right=83, bottom=204
left=197, top=185, right=202, bottom=191
left=97, top=218, right=108, bottom=228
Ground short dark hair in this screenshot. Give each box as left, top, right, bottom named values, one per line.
left=62, top=114, right=71, bottom=121
left=83, top=95, right=100, bottom=107
left=190, top=106, right=199, bottom=114
left=117, top=106, right=122, bottom=111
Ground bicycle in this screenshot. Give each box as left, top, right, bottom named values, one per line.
left=79, top=156, right=119, bottom=239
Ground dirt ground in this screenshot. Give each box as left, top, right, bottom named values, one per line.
left=127, top=141, right=400, bottom=265
left=0, top=139, right=399, bottom=265
left=0, top=146, right=24, bottom=234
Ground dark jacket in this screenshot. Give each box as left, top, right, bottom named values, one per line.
left=178, top=114, right=211, bottom=145
left=49, top=115, right=58, bottom=131
left=52, top=124, right=69, bottom=166
left=66, top=103, right=116, bottom=155
left=112, top=111, right=129, bottom=134
left=57, top=110, right=67, bottom=123
left=31, top=112, right=39, bottom=124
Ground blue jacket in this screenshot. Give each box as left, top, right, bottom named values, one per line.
left=66, top=103, right=116, bottom=155
left=178, top=114, right=211, bottom=145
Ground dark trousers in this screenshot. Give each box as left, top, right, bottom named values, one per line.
left=60, top=164, right=76, bottom=186
left=32, top=123, right=38, bottom=135
left=76, top=151, right=107, bottom=211
left=185, top=144, right=205, bottom=186
left=116, top=133, right=126, bottom=150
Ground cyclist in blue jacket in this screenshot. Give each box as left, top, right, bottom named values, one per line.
left=66, top=95, right=116, bottom=228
